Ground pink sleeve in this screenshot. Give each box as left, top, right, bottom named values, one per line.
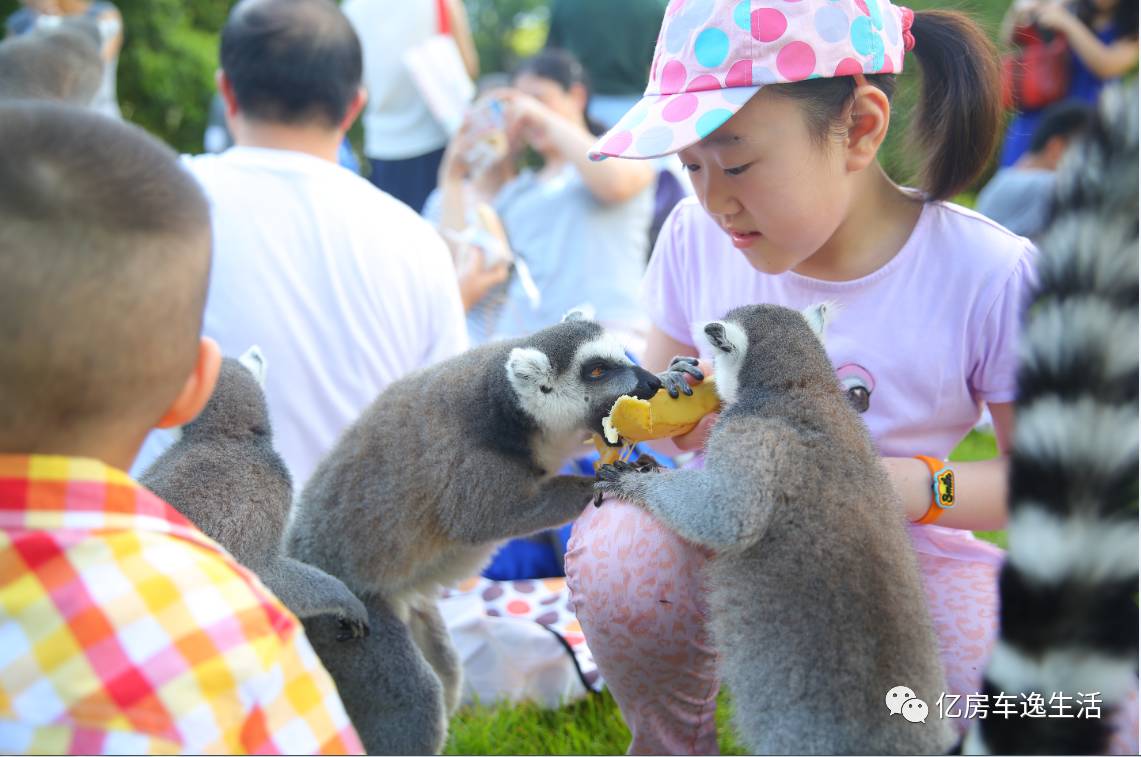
left=641, top=203, right=697, bottom=346
left=969, top=242, right=1038, bottom=405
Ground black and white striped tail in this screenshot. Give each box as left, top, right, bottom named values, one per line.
left=963, top=84, right=1139, bottom=755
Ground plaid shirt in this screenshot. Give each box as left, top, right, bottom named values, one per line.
left=0, top=455, right=364, bottom=755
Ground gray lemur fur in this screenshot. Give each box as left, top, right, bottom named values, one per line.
left=288, top=314, right=677, bottom=755
left=140, top=348, right=369, bottom=642
left=595, top=303, right=954, bottom=755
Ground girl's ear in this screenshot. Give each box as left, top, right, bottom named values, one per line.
left=845, top=85, right=892, bottom=174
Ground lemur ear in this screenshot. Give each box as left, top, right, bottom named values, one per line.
left=506, top=347, right=555, bottom=396
left=561, top=305, right=595, bottom=323
left=800, top=302, right=839, bottom=341
left=703, top=321, right=744, bottom=355
left=238, top=345, right=268, bottom=388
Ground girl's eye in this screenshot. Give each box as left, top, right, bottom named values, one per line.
left=589, top=366, right=606, bottom=378
left=724, top=163, right=751, bottom=176
left=681, top=163, right=700, bottom=173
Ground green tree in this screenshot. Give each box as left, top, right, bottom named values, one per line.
left=112, top=0, right=222, bottom=152
left=0, top=0, right=225, bottom=152
left=466, top=0, right=548, bottom=75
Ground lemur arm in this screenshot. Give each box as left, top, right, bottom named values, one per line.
left=440, top=457, right=595, bottom=544
left=596, top=466, right=773, bottom=552
left=596, top=421, right=801, bottom=551
left=258, top=556, right=370, bottom=639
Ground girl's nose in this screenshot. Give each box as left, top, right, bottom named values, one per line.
left=695, top=174, right=742, bottom=219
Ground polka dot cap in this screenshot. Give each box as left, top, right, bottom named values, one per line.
left=589, top=0, right=915, bottom=160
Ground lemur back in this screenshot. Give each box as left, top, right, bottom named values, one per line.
left=140, top=351, right=369, bottom=641
left=140, top=353, right=289, bottom=567
left=964, top=85, right=1138, bottom=755
left=596, top=304, right=954, bottom=754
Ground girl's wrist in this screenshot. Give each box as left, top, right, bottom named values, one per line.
left=883, top=456, right=933, bottom=522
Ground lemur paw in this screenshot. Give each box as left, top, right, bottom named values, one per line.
left=594, top=460, right=654, bottom=505
left=630, top=453, right=662, bottom=473
left=658, top=356, right=704, bottom=398
left=336, top=616, right=370, bottom=642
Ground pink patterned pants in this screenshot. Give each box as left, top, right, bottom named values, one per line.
left=565, top=497, right=1139, bottom=755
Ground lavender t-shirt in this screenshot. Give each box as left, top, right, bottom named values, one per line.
left=644, top=197, right=1037, bottom=461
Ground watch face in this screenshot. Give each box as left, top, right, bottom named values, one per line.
left=935, top=468, right=955, bottom=508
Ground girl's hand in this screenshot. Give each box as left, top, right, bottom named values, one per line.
left=440, top=120, right=478, bottom=184
left=498, top=90, right=555, bottom=150
left=672, top=413, right=720, bottom=452
left=1034, top=3, right=1079, bottom=34
left=669, top=358, right=717, bottom=452
left=457, top=248, right=510, bottom=311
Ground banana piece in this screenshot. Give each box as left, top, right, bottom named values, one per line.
left=604, top=378, right=721, bottom=444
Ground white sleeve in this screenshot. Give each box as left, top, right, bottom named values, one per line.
left=418, top=231, right=470, bottom=367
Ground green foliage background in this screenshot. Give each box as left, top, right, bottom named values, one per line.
left=0, top=0, right=1009, bottom=180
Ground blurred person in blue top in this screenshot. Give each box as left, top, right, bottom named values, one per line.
left=427, top=48, right=656, bottom=357
left=977, top=99, right=1092, bottom=238
left=997, top=0, right=1137, bottom=166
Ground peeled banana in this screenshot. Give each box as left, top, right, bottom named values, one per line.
left=591, top=378, right=721, bottom=469
left=603, top=378, right=721, bottom=444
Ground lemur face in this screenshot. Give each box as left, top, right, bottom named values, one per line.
left=506, top=327, right=661, bottom=438
left=703, top=319, right=749, bottom=407
left=703, top=302, right=836, bottom=408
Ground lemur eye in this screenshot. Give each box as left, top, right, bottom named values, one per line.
left=590, top=366, right=605, bottom=378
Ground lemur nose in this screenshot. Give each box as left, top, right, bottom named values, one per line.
left=630, top=367, right=662, bottom=400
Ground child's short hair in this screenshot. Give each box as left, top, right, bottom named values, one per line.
left=0, top=101, right=212, bottom=449
left=1029, top=100, right=1094, bottom=154
left=0, top=22, right=104, bottom=105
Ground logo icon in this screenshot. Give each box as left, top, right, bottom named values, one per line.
left=886, top=685, right=928, bottom=724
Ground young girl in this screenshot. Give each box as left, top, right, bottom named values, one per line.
left=564, top=0, right=1138, bottom=753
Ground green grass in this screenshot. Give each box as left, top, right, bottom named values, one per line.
left=445, top=688, right=748, bottom=755
left=445, top=430, right=1005, bottom=753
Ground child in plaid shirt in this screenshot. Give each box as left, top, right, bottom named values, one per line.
left=0, top=101, right=363, bottom=754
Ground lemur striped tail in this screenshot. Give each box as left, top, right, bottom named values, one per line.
left=962, top=85, right=1139, bottom=755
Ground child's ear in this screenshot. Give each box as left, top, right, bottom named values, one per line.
left=339, top=86, right=368, bottom=133
left=216, top=69, right=239, bottom=119
left=156, top=337, right=222, bottom=429
left=845, top=84, right=891, bottom=173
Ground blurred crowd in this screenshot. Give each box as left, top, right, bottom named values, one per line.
left=4, top=0, right=1136, bottom=369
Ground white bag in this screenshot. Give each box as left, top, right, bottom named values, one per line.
left=402, top=0, right=475, bottom=135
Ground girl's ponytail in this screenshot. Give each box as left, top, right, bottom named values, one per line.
left=907, top=10, right=1003, bottom=200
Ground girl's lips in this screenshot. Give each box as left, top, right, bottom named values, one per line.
left=728, top=229, right=761, bottom=248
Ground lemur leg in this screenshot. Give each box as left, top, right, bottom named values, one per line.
left=259, top=556, right=370, bottom=640
left=445, top=475, right=596, bottom=544
left=595, top=465, right=771, bottom=552
left=304, top=594, right=448, bottom=755
left=409, top=597, right=463, bottom=715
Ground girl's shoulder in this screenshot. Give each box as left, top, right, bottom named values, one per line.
left=917, top=199, right=1037, bottom=273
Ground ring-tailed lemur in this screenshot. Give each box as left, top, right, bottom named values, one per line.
left=595, top=303, right=955, bottom=755
left=287, top=313, right=676, bottom=755
left=963, top=84, right=1139, bottom=756
left=140, top=349, right=370, bottom=641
